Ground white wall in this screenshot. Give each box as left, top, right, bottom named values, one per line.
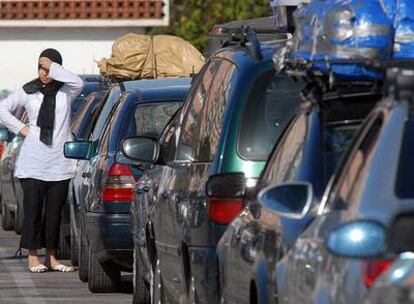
left=0, top=27, right=145, bottom=90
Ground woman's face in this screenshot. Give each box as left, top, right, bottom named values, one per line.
left=38, top=66, right=53, bottom=84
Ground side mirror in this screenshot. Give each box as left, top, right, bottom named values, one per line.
left=64, top=141, right=94, bottom=160
left=121, top=136, right=159, bottom=164
left=258, top=182, right=313, bottom=219
left=206, top=172, right=246, bottom=198
left=0, top=127, right=10, bottom=141
left=326, top=220, right=387, bottom=258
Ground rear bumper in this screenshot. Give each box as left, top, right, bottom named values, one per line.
left=84, top=212, right=133, bottom=269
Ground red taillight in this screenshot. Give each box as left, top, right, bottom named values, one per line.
left=0, top=143, right=3, bottom=158
left=361, top=259, right=393, bottom=288
left=207, top=198, right=244, bottom=225
left=101, top=164, right=136, bottom=203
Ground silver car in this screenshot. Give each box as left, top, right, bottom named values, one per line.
left=259, top=67, right=414, bottom=304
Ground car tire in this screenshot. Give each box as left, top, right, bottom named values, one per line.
left=133, top=244, right=150, bottom=304
left=58, top=223, right=70, bottom=260
left=88, top=247, right=120, bottom=293
left=14, top=198, right=24, bottom=235
left=78, top=226, right=89, bottom=283
left=70, top=225, right=79, bottom=267
left=2, top=202, right=14, bottom=231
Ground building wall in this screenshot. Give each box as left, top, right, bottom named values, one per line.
left=0, top=27, right=145, bottom=90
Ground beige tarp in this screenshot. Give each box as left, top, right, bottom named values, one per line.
left=98, top=33, right=205, bottom=79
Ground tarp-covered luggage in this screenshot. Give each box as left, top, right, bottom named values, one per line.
left=393, top=0, right=414, bottom=58
left=323, top=0, right=393, bottom=79
left=98, top=34, right=205, bottom=79
left=292, top=0, right=328, bottom=60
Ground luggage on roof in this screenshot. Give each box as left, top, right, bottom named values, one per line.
left=98, top=34, right=205, bottom=80
left=291, top=0, right=394, bottom=80
left=393, top=0, right=414, bottom=58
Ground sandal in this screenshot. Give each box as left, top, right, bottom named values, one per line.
left=29, top=264, right=49, bottom=273
left=49, top=264, right=75, bottom=272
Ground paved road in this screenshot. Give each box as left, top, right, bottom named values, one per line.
left=0, top=225, right=132, bottom=304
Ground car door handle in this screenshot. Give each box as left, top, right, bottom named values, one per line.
left=82, top=172, right=91, bottom=179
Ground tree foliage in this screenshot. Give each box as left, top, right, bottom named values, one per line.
left=150, top=0, right=271, bottom=52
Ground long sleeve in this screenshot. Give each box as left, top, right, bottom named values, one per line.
left=48, top=62, right=84, bottom=100
left=0, top=88, right=26, bottom=134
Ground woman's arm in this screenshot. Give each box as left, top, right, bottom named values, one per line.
left=48, top=62, right=84, bottom=100
left=0, top=89, right=26, bottom=135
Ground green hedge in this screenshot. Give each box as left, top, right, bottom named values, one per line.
left=150, top=0, right=271, bottom=52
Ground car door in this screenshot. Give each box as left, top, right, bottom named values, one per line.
left=152, top=58, right=238, bottom=300
left=279, top=111, right=387, bottom=304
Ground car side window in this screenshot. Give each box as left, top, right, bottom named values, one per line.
left=327, top=114, right=384, bottom=210
left=159, top=112, right=182, bottom=163
left=261, top=112, right=308, bottom=186
left=196, top=60, right=237, bottom=161
left=175, top=59, right=221, bottom=161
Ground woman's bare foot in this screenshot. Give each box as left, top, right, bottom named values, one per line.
left=44, top=249, right=74, bottom=272
left=28, top=250, right=48, bottom=273
left=28, top=250, right=41, bottom=268
left=45, top=249, right=60, bottom=268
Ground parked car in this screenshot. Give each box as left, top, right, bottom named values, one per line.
left=58, top=90, right=108, bottom=261
left=267, top=67, right=414, bottom=304
left=217, top=86, right=380, bottom=303
left=70, top=81, right=101, bottom=119
left=122, top=36, right=304, bottom=303
left=364, top=253, right=414, bottom=304
left=0, top=109, right=28, bottom=232
left=68, top=78, right=192, bottom=281
left=65, top=78, right=191, bottom=293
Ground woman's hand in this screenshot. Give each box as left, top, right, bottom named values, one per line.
left=19, top=126, right=29, bottom=137
left=39, top=57, right=53, bottom=70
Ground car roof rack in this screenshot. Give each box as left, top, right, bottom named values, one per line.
left=283, top=58, right=414, bottom=105
left=220, top=25, right=265, bottom=62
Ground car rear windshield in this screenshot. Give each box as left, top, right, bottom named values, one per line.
left=238, top=71, right=304, bottom=161
left=120, top=101, right=182, bottom=145
left=396, top=116, right=414, bottom=198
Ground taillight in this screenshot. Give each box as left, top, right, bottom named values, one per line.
left=207, top=198, right=244, bottom=225
left=101, top=164, right=136, bottom=203
left=361, top=259, right=393, bottom=288
left=0, top=143, right=3, bottom=158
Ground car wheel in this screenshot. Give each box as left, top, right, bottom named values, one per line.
left=78, top=226, right=89, bottom=282
left=133, top=244, right=150, bottom=304
left=2, top=202, right=14, bottom=231
left=88, top=247, right=120, bottom=293
left=152, top=259, right=168, bottom=304
left=14, top=198, right=24, bottom=235
left=70, top=224, right=79, bottom=267
left=58, top=223, right=70, bottom=260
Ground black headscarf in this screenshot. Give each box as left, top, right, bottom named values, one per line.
left=23, top=48, right=64, bottom=146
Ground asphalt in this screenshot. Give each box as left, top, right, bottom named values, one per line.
left=0, top=225, right=132, bottom=304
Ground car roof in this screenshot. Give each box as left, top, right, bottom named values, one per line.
left=123, top=77, right=192, bottom=92
left=122, top=84, right=190, bottom=106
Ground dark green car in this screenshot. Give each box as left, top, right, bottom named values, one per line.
left=124, top=36, right=304, bottom=304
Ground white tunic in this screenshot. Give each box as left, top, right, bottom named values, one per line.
left=0, top=63, right=84, bottom=181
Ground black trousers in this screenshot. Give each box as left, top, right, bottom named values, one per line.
left=20, top=178, right=70, bottom=250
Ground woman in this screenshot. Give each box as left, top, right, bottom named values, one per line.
left=0, top=49, right=84, bottom=273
